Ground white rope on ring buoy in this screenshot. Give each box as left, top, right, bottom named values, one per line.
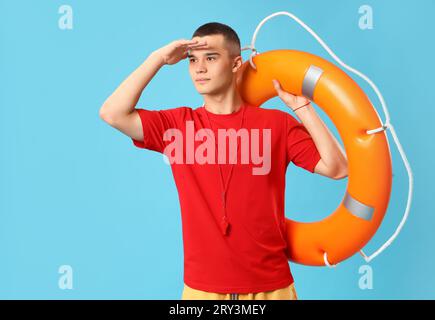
left=323, top=252, right=338, bottom=268
left=241, top=11, right=413, bottom=266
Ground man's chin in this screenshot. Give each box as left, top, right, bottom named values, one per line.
left=197, top=89, right=212, bottom=95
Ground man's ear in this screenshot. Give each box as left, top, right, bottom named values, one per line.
left=235, top=58, right=249, bottom=88
left=232, top=55, right=243, bottom=73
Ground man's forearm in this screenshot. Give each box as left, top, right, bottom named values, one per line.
left=100, top=51, right=165, bottom=121
left=293, top=103, right=347, bottom=173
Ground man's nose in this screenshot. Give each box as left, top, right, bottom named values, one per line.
left=195, top=59, right=207, bottom=72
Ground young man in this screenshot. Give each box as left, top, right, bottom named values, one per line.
left=99, top=22, right=348, bottom=300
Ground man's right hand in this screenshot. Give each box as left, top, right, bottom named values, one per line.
left=100, top=38, right=208, bottom=143
left=154, top=38, right=208, bottom=65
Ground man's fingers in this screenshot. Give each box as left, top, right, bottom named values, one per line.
left=186, top=41, right=207, bottom=48
left=176, top=40, right=197, bottom=48
left=272, top=79, right=281, bottom=91
left=179, top=39, right=207, bottom=46
left=181, top=39, right=198, bottom=44
left=187, top=45, right=208, bottom=51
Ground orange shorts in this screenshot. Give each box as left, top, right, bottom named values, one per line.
left=181, top=283, right=298, bottom=300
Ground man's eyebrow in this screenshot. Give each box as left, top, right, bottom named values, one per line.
left=187, top=52, right=221, bottom=58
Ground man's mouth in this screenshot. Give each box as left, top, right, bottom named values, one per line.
left=196, top=79, right=210, bottom=82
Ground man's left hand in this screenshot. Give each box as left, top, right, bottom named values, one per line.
left=272, top=79, right=310, bottom=111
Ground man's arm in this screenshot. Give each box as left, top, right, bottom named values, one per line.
left=99, top=51, right=166, bottom=141
left=99, top=38, right=207, bottom=142
left=272, top=79, right=348, bottom=180
left=294, top=103, right=348, bottom=180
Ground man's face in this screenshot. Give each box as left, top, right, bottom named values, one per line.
left=187, top=34, right=242, bottom=95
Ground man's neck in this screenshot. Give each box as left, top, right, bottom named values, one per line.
left=203, top=92, right=244, bottom=115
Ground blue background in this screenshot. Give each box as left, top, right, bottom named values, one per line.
left=0, top=0, right=433, bottom=299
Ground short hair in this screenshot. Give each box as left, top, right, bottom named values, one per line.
left=192, top=22, right=241, bottom=58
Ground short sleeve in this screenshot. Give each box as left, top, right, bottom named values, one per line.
left=286, top=113, right=321, bottom=173
left=132, top=107, right=187, bottom=153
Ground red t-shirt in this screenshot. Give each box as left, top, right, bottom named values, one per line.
left=131, top=101, right=321, bottom=293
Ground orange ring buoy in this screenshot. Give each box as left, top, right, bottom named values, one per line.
left=237, top=49, right=393, bottom=266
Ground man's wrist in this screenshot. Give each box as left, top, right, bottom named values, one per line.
left=291, top=101, right=311, bottom=113
left=148, top=51, right=166, bottom=67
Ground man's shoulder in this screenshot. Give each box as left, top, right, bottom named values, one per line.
left=166, top=105, right=193, bottom=112
left=154, top=105, right=194, bottom=118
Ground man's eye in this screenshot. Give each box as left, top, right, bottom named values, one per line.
left=207, top=57, right=215, bottom=61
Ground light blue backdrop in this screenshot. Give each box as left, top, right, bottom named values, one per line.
left=1, top=0, right=433, bottom=299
